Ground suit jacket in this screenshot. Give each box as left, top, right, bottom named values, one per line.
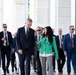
left=38, top=36, right=59, bottom=59
left=13, top=36, right=18, bottom=52
left=63, top=33, right=76, bottom=53
left=56, top=35, right=64, bottom=51
left=17, top=26, right=35, bottom=55
left=0, top=31, right=13, bottom=49
left=52, top=35, right=56, bottom=52
left=34, top=35, right=41, bottom=57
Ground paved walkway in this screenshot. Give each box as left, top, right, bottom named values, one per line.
left=0, top=61, right=74, bottom=75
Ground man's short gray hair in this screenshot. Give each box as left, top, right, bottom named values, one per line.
left=26, top=18, right=33, bottom=22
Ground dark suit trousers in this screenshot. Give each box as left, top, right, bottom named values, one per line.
left=34, top=51, right=42, bottom=75
left=57, top=48, right=65, bottom=73
left=11, top=52, right=15, bottom=71
left=19, top=51, right=31, bottom=75
left=52, top=55, right=55, bottom=71
left=67, top=49, right=76, bottom=73
left=1, top=46, right=11, bottom=73
left=0, top=51, right=1, bottom=66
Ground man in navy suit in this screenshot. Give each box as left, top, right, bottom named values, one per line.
left=63, top=25, right=76, bottom=75
left=17, top=18, right=35, bottom=75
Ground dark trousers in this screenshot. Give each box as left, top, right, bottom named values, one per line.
left=19, top=52, right=31, bottom=75
left=57, top=48, right=65, bottom=73
left=34, top=51, right=42, bottom=75
left=67, top=50, right=76, bottom=73
left=52, top=55, right=55, bottom=71
left=11, top=52, right=15, bottom=71
left=0, top=51, right=1, bottom=66
left=1, top=46, right=11, bottom=73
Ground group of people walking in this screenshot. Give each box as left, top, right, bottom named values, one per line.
left=0, top=18, right=76, bottom=75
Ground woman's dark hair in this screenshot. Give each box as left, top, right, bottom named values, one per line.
left=42, top=26, right=53, bottom=44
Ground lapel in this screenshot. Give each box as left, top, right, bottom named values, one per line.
left=68, top=34, right=70, bottom=42
left=23, top=27, right=26, bottom=39
left=2, top=31, right=4, bottom=38
left=57, top=36, right=60, bottom=44
left=35, top=35, right=37, bottom=41
left=73, top=34, right=75, bottom=45
left=62, top=35, right=64, bottom=41
left=27, top=28, right=31, bottom=38
left=7, top=31, right=9, bottom=39
left=23, top=27, right=31, bottom=39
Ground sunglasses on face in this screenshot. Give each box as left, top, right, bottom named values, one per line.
left=36, top=30, right=41, bottom=31
left=3, top=26, right=7, bottom=28
left=71, top=29, right=75, bottom=30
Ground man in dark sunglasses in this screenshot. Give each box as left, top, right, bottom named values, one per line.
left=0, top=24, right=13, bottom=75
left=63, top=25, right=76, bottom=75
left=33, top=27, right=42, bottom=75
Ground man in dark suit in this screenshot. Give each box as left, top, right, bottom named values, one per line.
left=0, top=24, right=13, bottom=75
left=33, top=27, right=42, bottom=75
left=0, top=50, right=1, bottom=67
left=63, top=25, right=76, bottom=75
left=56, top=28, right=65, bottom=74
left=17, top=18, right=35, bottom=75
left=52, top=28, right=56, bottom=72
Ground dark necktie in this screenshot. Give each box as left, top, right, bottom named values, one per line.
left=70, top=34, right=73, bottom=49
left=26, top=29, right=29, bottom=38
left=59, top=35, right=62, bottom=48
left=5, top=32, right=7, bottom=46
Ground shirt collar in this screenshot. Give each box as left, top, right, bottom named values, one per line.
left=3, top=31, right=7, bottom=33
left=24, top=26, right=29, bottom=31
left=69, top=33, right=74, bottom=37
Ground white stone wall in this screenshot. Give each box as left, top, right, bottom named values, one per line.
left=14, top=0, right=28, bottom=33
left=30, top=0, right=50, bottom=29
left=0, top=0, right=3, bottom=31
left=0, top=0, right=74, bottom=34
left=0, top=0, right=28, bottom=34
left=57, top=0, right=71, bottom=34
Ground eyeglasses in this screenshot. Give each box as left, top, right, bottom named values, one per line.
left=3, top=26, right=7, bottom=28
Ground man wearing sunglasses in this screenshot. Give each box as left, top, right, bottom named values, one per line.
left=63, top=25, right=76, bottom=75
left=0, top=24, right=13, bottom=75
left=33, top=27, right=42, bottom=75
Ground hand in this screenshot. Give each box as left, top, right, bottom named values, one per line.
left=61, top=42, right=63, bottom=44
left=52, top=52, right=55, bottom=56
left=64, top=51, right=67, bottom=56
left=18, top=49, right=23, bottom=54
left=1, top=37, right=6, bottom=41
left=12, top=48, right=14, bottom=53
left=35, top=41, right=40, bottom=45
left=31, top=55, right=34, bottom=58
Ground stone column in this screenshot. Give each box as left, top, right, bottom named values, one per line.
left=57, top=0, right=71, bottom=34
left=75, top=0, right=76, bottom=33
left=30, top=0, right=51, bottom=29
left=14, top=0, right=28, bottom=33
left=0, top=0, right=3, bottom=31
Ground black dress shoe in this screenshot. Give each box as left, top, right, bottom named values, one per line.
left=54, top=70, right=56, bottom=72
left=6, top=68, right=9, bottom=73
left=67, top=73, right=70, bottom=75
left=12, top=68, right=14, bottom=72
